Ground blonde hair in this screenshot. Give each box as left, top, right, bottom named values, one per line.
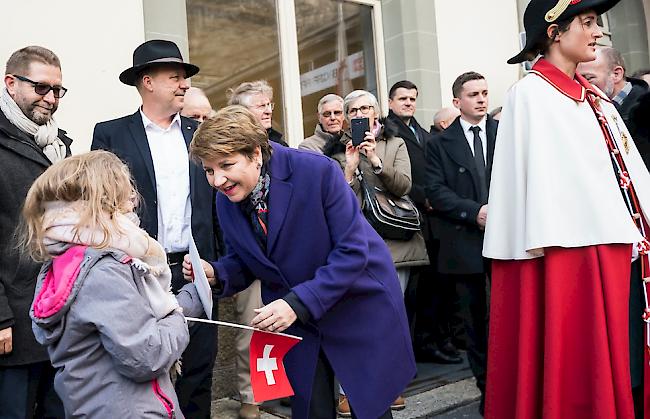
left=190, top=105, right=272, bottom=164
left=226, top=80, right=273, bottom=107
left=21, top=150, right=137, bottom=261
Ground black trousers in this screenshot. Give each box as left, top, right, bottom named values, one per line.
left=411, top=238, right=459, bottom=349
left=308, top=350, right=393, bottom=419
left=171, top=263, right=218, bottom=419
left=0, top=361, right=64, bottom=419
left=444, top=273, right=488, bottom=394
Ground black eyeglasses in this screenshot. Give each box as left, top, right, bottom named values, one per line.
left=347, top=105, right=373, bottom=116
left=12, top=75, right=68, bottom=98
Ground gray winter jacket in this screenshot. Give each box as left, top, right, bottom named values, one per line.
left=30, top=246, right=205, bottom=418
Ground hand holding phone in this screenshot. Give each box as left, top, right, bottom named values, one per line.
left=350, top=117, right=370, bottom=147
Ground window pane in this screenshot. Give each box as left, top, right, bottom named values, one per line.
left=187, top=0, right=284, bottom=134
left=295, top=0, right=377, bottom=138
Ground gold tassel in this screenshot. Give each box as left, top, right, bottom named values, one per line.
left=545, top=0, right=572, bottom=22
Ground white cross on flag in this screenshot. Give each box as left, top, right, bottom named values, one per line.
left=249, top=330, right=300, bottom=403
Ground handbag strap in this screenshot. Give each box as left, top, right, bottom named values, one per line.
left=355, top=167, right=364, bottom=181
left=355, top=168, right=372, bottom=210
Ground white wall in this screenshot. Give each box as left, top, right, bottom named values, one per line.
left=434, top=0, right=521, bottom=110
left=0, top=1, right=146, bottom=154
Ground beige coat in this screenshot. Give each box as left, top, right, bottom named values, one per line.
left=332, top=124, right=429, bottom=268
left=298, top=124, right=340, bottom=153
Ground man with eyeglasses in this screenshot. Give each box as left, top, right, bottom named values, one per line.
left=91, top=40, right=220, bottom=419
left=0, top=45, right=71, bottom=419
left=299, top=93, right=344, bottom=153
left=227, top=80, right=288, bottom=147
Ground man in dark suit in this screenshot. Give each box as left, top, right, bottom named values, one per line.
left=91, top=40, right=219, bottom=419
left=425, top=71, right=497, bottom=414
left=387, top=80, right=462, bottom=365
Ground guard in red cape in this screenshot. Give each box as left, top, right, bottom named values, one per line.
left=249, top=330, right=300, bottom=403
left=483, top=0, right=650, bottom=418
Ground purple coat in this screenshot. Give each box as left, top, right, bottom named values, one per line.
left=212, top=144, right=416, bottom=419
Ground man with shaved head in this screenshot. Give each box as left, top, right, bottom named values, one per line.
left=431, top=107, right=461, bottom=133
left=181, top=87, right=214, bottom=123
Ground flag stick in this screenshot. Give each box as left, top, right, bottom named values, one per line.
left=185, top=317, right=303, bottom=341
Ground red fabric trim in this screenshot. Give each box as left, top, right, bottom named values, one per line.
left=529, top=59, right=612, bottom=102
left=485, top=245, right=635, bottom=419
left=531, top=58, right=586, bottom=101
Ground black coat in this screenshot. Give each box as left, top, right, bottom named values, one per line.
left=627, top=91, right=650, bottom=170
left=268, top=127, right=288, bottom=147
left=387, top=111, right=439, bottom=242
left=617, top=77, right=648, bottom=126
left=425, top=116, right=497, bottom=274
left=0, top=111, right=72, bottom=366
left=91, top=111, right=219, bottom=262
left=387, top=111, right=433, bottom=208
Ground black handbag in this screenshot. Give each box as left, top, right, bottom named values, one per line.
left=357, top=169, right=421, bottom=240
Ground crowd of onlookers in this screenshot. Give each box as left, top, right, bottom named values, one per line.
left=3, top=32, right=650, bottom=419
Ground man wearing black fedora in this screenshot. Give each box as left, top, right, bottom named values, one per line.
left=91, top=39, right=220, bottom=419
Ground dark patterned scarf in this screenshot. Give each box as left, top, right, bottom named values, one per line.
left=241, top=165, right=271, bottom=251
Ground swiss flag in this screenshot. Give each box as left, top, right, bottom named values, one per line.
left=249, top=330, right=301, bottom=403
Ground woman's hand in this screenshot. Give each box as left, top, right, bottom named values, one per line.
left=182, top=255, right=217, bottom=286
left=344, top=141, right=360, bottom=182
left=359, top=131, right=381, bottom=168
left=251, top=299, right=297, bottom=333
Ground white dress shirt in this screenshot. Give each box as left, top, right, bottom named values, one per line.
left=459, top=116, right=487, bottom=164
left=140, top=110, right=191, bottom=253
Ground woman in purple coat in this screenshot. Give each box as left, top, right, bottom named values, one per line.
left=183, top=106, right=415, bottom=419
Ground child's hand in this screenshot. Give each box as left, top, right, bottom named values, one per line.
left=182, top=255, right=217, bottom=286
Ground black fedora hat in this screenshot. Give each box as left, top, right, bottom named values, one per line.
left=119, top=39, right=200, bottom=86
left=508, top=0, right=620, bottom=64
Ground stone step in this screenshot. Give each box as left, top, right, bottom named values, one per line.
left=210, top=377, right=481, bottom=419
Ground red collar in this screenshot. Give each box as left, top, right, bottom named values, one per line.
left=530, top=58, right=609, bottom=103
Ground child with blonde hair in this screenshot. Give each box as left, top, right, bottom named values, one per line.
left=22, top=150, right=203, bottom=418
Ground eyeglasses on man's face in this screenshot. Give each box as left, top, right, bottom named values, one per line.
left=347, top=105, right=373, bottom=116
left=321, top=110, right=343, bottom=118
left=12, top=75, right=68, bottom=98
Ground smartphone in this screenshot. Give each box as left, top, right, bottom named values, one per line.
left=350, top=117, right=370, bottom=147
